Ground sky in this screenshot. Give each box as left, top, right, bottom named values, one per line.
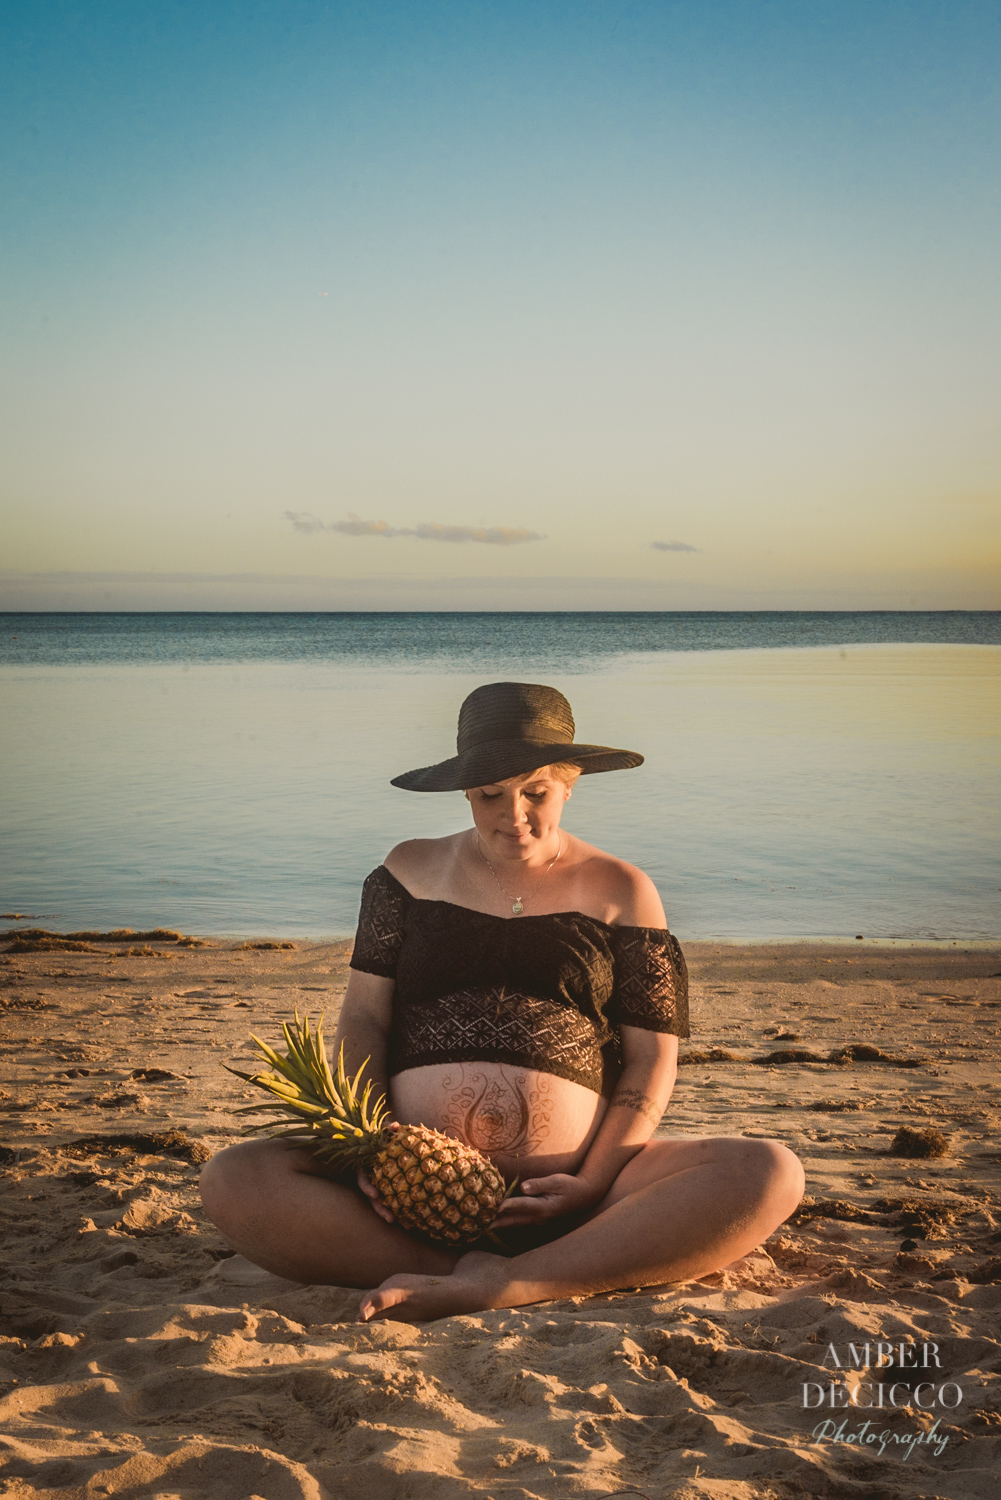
left=2, top=0, right=999, bottom=611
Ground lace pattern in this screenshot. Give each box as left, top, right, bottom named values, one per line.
left=350, top=866, right=409, bottom=977
left=388, top=987, right=617, bottom=1095
left=611, top=928, right=689, bottom=1035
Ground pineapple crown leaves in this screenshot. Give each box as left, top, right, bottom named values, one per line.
left=226, top=1011, right=389, bottom=1147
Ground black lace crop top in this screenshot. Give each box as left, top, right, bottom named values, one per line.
left=349, top=865, right=689, bottom=1097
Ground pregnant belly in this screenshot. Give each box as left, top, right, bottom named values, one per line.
left=389, top=1062, right=607, bottom=1182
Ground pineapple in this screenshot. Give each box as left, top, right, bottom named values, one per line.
left=228, top=1013, right=509, bottom=1245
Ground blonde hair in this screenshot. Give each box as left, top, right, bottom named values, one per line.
left=466, top=762, right=582, bottom=796
left=525, top=761, right=582, bottom=785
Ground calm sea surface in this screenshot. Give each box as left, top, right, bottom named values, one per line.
left=2, top=613, right=999, bottom=942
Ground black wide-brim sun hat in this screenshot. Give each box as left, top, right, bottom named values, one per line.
left=391, top=681, right=644, bottom=792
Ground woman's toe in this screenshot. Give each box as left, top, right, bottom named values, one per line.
left=358, top=1274, right=441, bottom=1322
left=358, top=1268, right=496, bottom=1323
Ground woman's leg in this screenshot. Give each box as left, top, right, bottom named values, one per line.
left=199, top=1139, right=461, bottom=1285
left=360, top=1135, right=805, bottom=1322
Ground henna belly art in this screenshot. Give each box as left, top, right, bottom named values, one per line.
left=440, top=1067, right=555, bottom=1157
left=611, top=1087, right=663, bottom=1126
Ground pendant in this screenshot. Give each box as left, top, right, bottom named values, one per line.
left=511, top=899, right=524, bottom=915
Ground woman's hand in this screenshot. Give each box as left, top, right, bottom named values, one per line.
left=356, top=1119, right=402, bottom=1224
left=493, top=1173, right=603, bottom=1226
left=357, top=1167, right=396, bottom=1223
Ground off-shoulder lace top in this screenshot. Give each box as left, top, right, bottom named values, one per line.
left=350, top=864, right=689, bottom=1097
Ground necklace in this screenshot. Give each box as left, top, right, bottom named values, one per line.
left=476, top=833, right=564, bottom=915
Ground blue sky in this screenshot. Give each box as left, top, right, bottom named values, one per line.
left=2, top=0, right=999, bottom=609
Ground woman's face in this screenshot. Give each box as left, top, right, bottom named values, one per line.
left=465, top=772, right=571, bottom=859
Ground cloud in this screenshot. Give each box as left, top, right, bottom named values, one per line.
left=651, top=539, right=699, bottom=552
left=409, top=523, right=543, bottom=545
left=284, top=511, right=544, bottom=545
left=331, top=515, right=397, bottom=537
left=284, top=510, right=328, bottom=534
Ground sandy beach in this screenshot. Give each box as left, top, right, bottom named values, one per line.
left=2, top=934, right=1000, bottom=1500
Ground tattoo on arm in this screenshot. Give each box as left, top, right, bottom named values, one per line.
left=611, top=1088, right=663, bottom=1126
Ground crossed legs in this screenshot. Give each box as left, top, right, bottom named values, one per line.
left=200, top=1134, right=804, bottom=1321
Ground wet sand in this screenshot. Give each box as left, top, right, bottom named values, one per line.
left=2, top=937, right=1000, bottom=1499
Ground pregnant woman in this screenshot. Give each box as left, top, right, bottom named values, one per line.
left=201, top=681, right=804, bottom=1322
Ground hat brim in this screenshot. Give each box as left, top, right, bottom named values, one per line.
left=390, top=739, right=644, bottom=792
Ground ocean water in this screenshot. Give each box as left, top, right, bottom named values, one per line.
left=3, top=610, right=998, bottom=667
left=1, top=613, right=999, bottom=942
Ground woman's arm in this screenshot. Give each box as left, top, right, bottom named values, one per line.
left=330, top=967, right=398, bottom=1221
left=331, top=968, right=395, bottom=1106
left=495, top=1026, right=678, bottom=1224
left=576, top=1026, right=678, bottom=1194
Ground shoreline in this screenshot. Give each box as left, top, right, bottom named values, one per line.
left=2, top=936, right=1000, bottom=1498
left=4, top=926, right=1000, bottom=948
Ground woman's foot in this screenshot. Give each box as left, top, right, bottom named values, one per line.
left=359, top=1250, right=510, bottom=1322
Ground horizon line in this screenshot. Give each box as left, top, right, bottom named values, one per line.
left=2, top=606, right=998, bottom=616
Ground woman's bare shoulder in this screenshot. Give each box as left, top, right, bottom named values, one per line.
left=573, top=843, right=667, bottom=928
left=383, top=834, right=465, bottom=893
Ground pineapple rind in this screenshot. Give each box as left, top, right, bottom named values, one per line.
left=368, top=1124, right=508, bottom=1244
